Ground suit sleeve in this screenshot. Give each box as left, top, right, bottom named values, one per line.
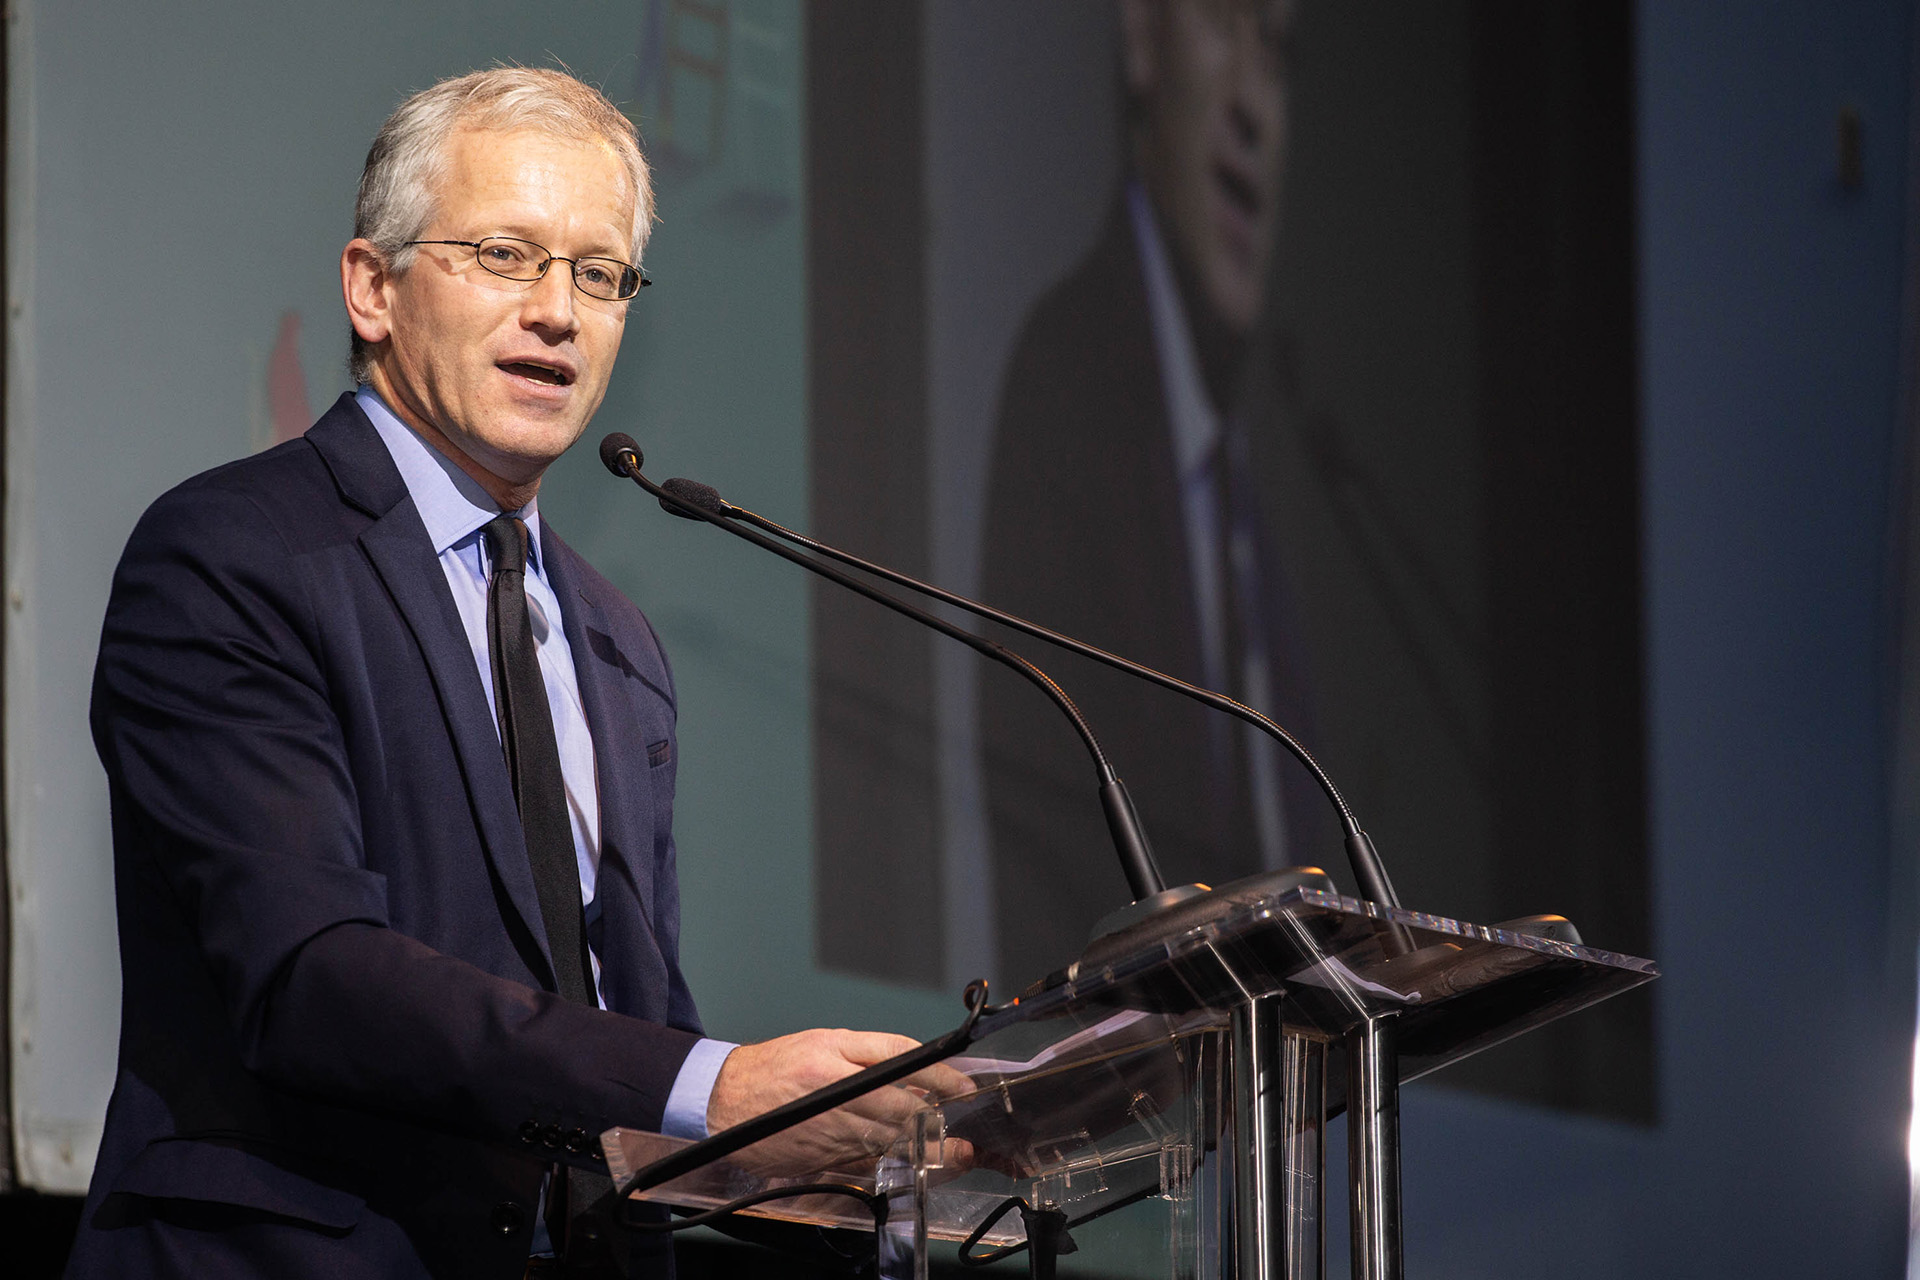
left=91, top=480, right=699, bottom=1153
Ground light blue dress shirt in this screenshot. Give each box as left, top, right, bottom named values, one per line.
left=356, top=387, right=734, bottom=1145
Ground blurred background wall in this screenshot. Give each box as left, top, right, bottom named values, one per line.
left=1, top=1, right=1914, bottom=1276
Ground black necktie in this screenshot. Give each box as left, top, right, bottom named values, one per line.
left=483, top=515, right=594, bottom=1006
left=1213, top=423, right=1294, bottom=869
left=484, top=520, right=617, bottom=1268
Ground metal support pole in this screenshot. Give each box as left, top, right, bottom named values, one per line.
left=1232, top=996, right=1325, bottom=1280
left=1345, top=1015, right=1402, bottom=1280
left=1232, top=997, right=1281, bottom=1280
left=1281, top=1029, right=1326, bottom=1280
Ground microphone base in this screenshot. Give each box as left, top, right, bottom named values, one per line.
left=1079, top=865, right=1340, bottom=959
left=1088, top=883, right=1214, bottom=943
left=1028, top=866, right=1341, bottom=1004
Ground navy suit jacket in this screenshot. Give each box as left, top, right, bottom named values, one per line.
left=68, top=395, right=702, bottom=1278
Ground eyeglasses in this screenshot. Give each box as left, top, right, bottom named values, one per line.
left=405, top=236, right=651, bottom=301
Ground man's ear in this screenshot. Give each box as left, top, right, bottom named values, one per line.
left=1119, top=0, right=1160, bottom=98
left=341, top=238, right=393, bottom=346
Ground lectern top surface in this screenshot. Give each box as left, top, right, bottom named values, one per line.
left=962, top=886, right=1655, bottom=1074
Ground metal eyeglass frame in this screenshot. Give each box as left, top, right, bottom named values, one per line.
left=404, top=236, right=651, bottom=301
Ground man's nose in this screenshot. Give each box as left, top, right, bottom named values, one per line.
left=521, top=261, right=579, bottom=333
left=1225, top=15, right=1284, bottom=134
left=1227, top=54, right=1283, bottom=148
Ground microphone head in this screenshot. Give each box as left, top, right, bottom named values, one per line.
left=599, top=433, right=642, bottom=476
left=660, top=477, right=732, bottom=520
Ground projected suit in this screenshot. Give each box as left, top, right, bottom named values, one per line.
left=980, top=210, right=1326, bottom=988
left=70, top=394, right=700, bottom=1278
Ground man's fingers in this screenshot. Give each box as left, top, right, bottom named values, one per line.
left=824, top=1057, right=977, bottom=1126
left=827, top=1029, right=926, bottom=1068
left=817, top=1031, right=975, bottom=1100
left=897, top=1061, right=976, bottom=1100
left=834, top=1083, right=935, bottom=1128
left=707, top=1026, right=981, bottom=1173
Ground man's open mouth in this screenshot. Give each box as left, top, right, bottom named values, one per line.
left=500, top=360, right=573, bottom=387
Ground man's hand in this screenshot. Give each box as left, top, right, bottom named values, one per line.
left=705, top=1028, right=974, bottom=1176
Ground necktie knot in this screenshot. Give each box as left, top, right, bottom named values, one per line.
left=483, top=515, right=529, bottom=578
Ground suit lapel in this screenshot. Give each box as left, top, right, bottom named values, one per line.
left=306, top=396, right=560, bottom=990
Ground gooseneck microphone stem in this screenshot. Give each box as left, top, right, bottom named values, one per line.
left=600, top=438, right=1166, bottom=901
left=650, top=472, right=1402, bottom=911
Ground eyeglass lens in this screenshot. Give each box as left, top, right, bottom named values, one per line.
left=471, top=237, right=642, bottom=301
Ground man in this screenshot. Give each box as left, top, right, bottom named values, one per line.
left=981, top=0, right=1326, bottom=986
left=70, top=68, right=957, bottom=1279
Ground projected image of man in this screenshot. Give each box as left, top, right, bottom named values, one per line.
left=981, top=0, right=1321, bottom=986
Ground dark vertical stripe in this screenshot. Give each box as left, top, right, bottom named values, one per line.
left=1466, top=0, right=1654, bottom=1120
left=808, top=1, right=941, bottom=985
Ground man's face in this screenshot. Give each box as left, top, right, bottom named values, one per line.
left=1125, top=0, right=1289, bottom=336
left=354, top=127, right=635, bottom=499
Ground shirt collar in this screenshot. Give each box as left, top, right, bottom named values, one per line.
left=356, top=385, right=543, bottom=570
left=1126, top=180, right=1223, bottom=481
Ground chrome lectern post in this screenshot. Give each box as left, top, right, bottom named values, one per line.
left=1231, top=994, right=1328, bottom=1280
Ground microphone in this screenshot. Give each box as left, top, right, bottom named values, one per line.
left=600, top=434, right=1168, bottom=903
left=623, top=450, right=1402, bottom=913
left=659, top=476, right=738, bottom=518
left=598, top=433, right=643, bottom=478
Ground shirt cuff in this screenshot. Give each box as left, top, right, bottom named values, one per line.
left=660, top=1038, right=738, bottom=1139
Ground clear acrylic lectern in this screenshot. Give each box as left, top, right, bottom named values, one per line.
left=603, top=884, right=1656, bottom=1279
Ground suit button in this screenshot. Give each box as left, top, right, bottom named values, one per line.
left=491, top=1201, right=526, bottom=1237
left=540, top=1124, right=565, bottom=1150
left=566, top=1128, right=591, bottom=1156
left=518, top=1121, right=541, bottom=1146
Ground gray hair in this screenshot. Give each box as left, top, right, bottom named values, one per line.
left=348, top=67, right=654, bottom=384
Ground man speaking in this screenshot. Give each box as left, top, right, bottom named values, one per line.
left=68, top=67, right=956, bottom=1279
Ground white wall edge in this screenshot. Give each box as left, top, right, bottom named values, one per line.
left=4, top=0, right=89, bottom=1195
